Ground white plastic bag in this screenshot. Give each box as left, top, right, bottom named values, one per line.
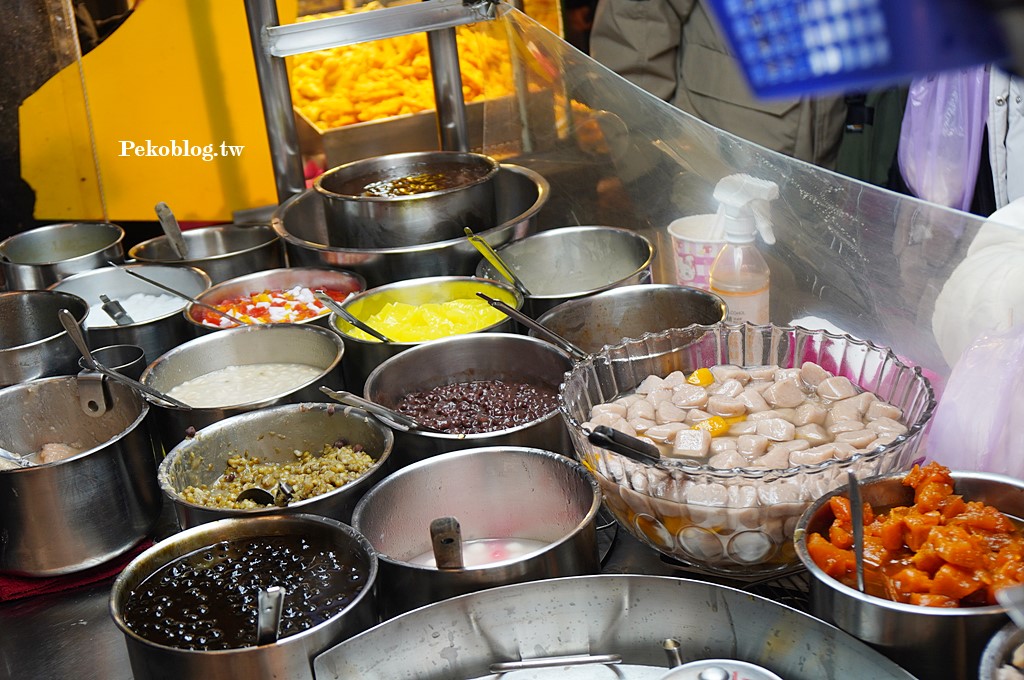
left=898, top=66, right=989, bottom=211
left=927, top=324, right=1024, bottom=477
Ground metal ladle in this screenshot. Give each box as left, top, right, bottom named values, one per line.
left=255, top=585, right=285, bottom=646
left=847, top=470, right=866, bottom=593
left=155, top=201, right=189, bottom=260
left=236, top=480, right=294, bottom=507
left=0, top=446, right=35, bottom=469
left=58, top=308, right=192, bottom=410
left=474, top=292, right=589, bottom=362
left=464, top=227, right=532, bottom=297
left=313, top=290, right=393, bottom=343
left=108, top=261, right=250, bottom=327
left=319, top=386, right=447, bottom=434
left=588, top=425, right=663, bottom=464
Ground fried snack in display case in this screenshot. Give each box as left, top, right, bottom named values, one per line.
left=290, top=0, right=562, bottom=167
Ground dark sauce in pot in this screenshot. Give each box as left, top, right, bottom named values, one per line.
left=122, top=535, right=368, bottom=650
left=396, top=379, right=557, bottom=434
left=360, top=164, right=491, bottom=197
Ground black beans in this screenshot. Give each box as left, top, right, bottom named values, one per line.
left=396, top=380, right=557, bottom=434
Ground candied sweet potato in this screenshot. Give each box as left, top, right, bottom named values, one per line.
left=809, top=461, right=1024, bottom=608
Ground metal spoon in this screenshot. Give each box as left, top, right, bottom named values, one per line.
left=996, top=583, right=1024, bottom=629
left=319, top=386, right=447, bottom=434
left=464, top=227, right=532, bottom=297
left=255, top=585, right=285, bottom=646
left=108, top=261, right=249, bottom=327
left=58, top=308, right=192, bottom=410
left=236, top=481, right=294, bottom=507
left=155, top=201, right=189, bottom=260
left=475, top=292, right=589, bottom=362
left=314, top=290, right=393, bottom=343
left=847, top=470, right=866, bottom=593
left=0, top=446, right=34, bottom=469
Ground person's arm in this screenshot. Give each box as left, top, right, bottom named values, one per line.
left=589, top=0, right=692, bottom=102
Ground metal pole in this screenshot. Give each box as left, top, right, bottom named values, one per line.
left=426, top=24, right=470, bottom=152
left=244, top=0, right=306, bottom=202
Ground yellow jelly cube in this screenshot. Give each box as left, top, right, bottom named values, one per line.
left=692, top=416, right=729, bottom=437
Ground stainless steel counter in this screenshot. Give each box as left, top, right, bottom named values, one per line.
left=0, top=515, right=686, bottom=680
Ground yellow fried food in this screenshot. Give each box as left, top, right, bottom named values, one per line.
left=290, top=4, right=524, bottom=130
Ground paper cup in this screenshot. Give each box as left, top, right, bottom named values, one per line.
left=667, top=215, right=726, bottom=291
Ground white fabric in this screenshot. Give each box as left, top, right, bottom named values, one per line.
left=987, top=66, right=1024, bottom=209
left=932, top=196, right=1024, bottom=366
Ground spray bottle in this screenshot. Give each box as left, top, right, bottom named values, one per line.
left=708, top=174, right=780, bottom=324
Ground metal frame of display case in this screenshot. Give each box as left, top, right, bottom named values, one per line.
left=243, top=0, right=500, bottom=202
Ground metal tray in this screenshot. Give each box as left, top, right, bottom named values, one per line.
left=313, top=574, right=917, bottom=679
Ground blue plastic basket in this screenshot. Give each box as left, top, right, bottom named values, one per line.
left=706, top=0, right=1009, bottom=98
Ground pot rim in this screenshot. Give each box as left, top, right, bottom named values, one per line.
left=128, top=223, right=279, bottom=265
left=156, top=401, right=394, bottom=514
left=272, top=164, right=549, bottom=256
left=351, top=445, right=601, bottom=570
left=109, top=513, right=378, bottom=653
left=794, top=467, right=1021, bottom=617
left=0, top=222, right=124, bottom=267
left=314, top=150, right=499, bottom=202
left=476, top=226, right=656, bottom=302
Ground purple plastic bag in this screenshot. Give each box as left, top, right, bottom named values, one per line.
left=898, top=66, right=989, bottom=211
left=927, top=324, right=1024, bottom=477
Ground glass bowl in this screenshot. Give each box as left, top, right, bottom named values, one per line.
left=558, top=323, right=936, bottom=579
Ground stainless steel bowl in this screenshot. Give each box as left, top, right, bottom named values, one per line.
left=475, top=226, right=655, bottom=317
left=184, top=266, right=365, bottom=333
left=128, top=224, right=284, bottom=284
left=273, top=164, right=548, bottom=288
left=140, top=324, right=345, bottom=454
left=0, top=290, right=89, bottom=387
left=535, top=283, right=727, bottom=355
left=313, top=575, right=916, bottom=679
left=351, top=446, right=601, bottom=619
left=50, top=264, right=211, bottom=365
left=363, top=333, right=572, bottom=468
left=0, top=222, right=125, bottom=290
left=328, top=276, right=522, bottom=394
left=159, top=402, right=394, bottom=528
left=110, top=514, right=378, bottom=680
left=795, top=468, right=1023, bottom=680
left=314, top=151, right=499, bottom=248
left=0, top=375, right=159, bottom=575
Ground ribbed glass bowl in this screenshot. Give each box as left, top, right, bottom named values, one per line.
left=559, top=323, right=936, bottom=579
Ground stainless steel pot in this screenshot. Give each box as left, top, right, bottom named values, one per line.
left=795, top=469, right=1022, bottom=680
left=328, top=276, right=522, bottom=394
left=0, top=290, right=89, bottom=387
left=0, top=375, right=159, bottom=575
left=128, top=223, right=283, bottom=284
left=314, top=150, right=499, bottom=248
left=183, top=266, right=364, bottom=334
left=50, top=264, right=211, bottom=365
left=312, top=574, right=917, bottom=679
left=351, top=446, right=601, bottom=619
left=979, top=622, right=1024, bottom=679
left=273, top=164, right=548, bottom=288
left=534, top=283, right=727, bottom=355
left=475, top=226, right=655, bottom=317
left=110, top=514, right=378, bottom=680
left=0, top=222, right=125, bottom=290
left=159, top=402, right=394, bottom=528
left=363, top=333, right=572, bottom=467
left=140, top=324, right=345, bottom=454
